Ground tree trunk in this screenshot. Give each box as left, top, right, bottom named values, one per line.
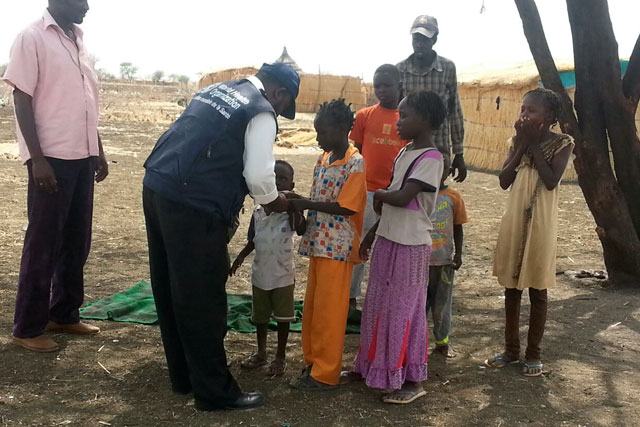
left=567, top=0, right=640, bottom=236
left=622, top=35, right=640, bottom=111
left=514, top=0, right=640, bottom=283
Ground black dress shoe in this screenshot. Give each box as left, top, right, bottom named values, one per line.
left=225, top=392, right=265, bottom=410
left=195, top=392, right=265, bottom=411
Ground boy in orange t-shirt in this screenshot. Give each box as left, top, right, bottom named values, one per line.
left=349, top=64, right=408, bottom=307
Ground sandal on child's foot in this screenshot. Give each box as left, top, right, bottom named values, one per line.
left=266, top=359, right=287, bottom=376
left=290, top=375, right=338, bottom=391
left=522, top=360, right=543, bottom=377
left=485, top=352, right=519, bottom=368
left=240, top=353, right=267, bottom=369
left=382, top=386, right=426, bottom=404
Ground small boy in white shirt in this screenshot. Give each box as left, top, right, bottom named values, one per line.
left=230, top=160, right=306, bottom=376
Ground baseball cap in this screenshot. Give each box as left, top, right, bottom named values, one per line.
left=259, top=62, right=300, bottom=119
left=410, top=15, right=439, bottom=39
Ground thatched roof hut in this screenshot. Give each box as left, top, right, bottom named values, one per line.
left=274, top=47, right=302, bottom=73
left=198, top=67, right=371, bottom=114
left=458, top=60, right=634, bottom=181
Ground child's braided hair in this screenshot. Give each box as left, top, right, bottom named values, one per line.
left=524, top=87, right=562, bottom=125
left=316, top=98, right=355, bottom=132
left=404, top=90, right=447, bottom=130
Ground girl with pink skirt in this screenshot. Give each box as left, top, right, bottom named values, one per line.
left=354, top=91, right=445, bottom=404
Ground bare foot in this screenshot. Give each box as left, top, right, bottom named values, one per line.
left=433, top=344, right=456, bottom=358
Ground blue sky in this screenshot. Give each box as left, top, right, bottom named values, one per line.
left=1, top=0, right=638, bottom=81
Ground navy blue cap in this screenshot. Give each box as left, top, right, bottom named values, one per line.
left=259, top=62, right=300, bottom=119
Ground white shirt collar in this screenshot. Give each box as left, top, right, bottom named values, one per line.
left=246, top=75, right=265, bottom=92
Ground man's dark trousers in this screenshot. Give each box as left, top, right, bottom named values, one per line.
left=14, top=157, right=95, bottom=338
left=142, top=186, right=242, bottom=407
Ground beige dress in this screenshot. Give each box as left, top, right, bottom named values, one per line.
left=493, top=134, right=574, bottom=290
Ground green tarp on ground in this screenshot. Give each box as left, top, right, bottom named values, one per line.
left=80, top=281, right=361, bottom=334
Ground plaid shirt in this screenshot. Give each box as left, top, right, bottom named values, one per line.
left=397, top=52, right=465, bottom=155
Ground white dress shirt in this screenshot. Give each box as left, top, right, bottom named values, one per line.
left=243, top=76, right=278, bottom=205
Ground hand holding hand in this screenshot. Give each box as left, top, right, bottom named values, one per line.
left=266, top=193, right=289, bottom=213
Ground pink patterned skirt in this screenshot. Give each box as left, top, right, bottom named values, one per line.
left=353, top=236, right=430, bottom=390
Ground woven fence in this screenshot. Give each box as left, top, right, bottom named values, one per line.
left=198, top=67, right=371, bottom=113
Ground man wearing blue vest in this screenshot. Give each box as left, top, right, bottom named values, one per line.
left=142, top=63, right=299, bottom=411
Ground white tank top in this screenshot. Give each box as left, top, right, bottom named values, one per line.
left=251, top=206, right=296, bottom=290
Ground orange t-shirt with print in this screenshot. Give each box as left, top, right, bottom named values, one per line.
left=350, top=104, right=408, bottom=192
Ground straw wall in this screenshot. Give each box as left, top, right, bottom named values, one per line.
left=198, top=68, right=371, bottom=113
left=198, top=67, right=259, bottom=89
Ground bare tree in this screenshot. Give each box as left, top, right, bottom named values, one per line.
left=96, top=68, right=116, bottom=81
left=152, top=70, right=165, bottom=83
left=120, top=62, right=138, bottom=81
left=514, top=0, right=640, bottom=283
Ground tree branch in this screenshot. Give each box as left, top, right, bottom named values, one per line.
left=513, top=0, right=580, bottom=138
left=622, top=34, right=640, bottom=111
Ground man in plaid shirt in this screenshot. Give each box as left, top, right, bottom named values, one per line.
left=397, top=15, right=467, bottom=182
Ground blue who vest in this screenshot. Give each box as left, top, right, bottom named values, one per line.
left=143, top=79, right=276, bottom=225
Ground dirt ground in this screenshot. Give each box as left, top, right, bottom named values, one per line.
left=0, top=83, right=638, bottom=427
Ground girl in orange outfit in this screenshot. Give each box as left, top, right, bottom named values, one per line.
left=289, top=99, right=367, bottom=390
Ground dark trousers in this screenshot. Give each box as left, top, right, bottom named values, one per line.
left=142, top=187, right=241, bottom=407
left=14, top=157, right=95, bottom=338
left=504, top=287, right=548, bottom=360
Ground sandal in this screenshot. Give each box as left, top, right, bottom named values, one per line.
left=522, top=361, right=543, bottom=377
left=485, top=353, right=519, bottom=368
left=290, top=374, right=338, bottom=391
left=267, top=359, right=287, bottom=376
left=240, top=353, right=267, bottom=369
left=382, top=389, right=427, bottom=404
left=593, top=270, right=607, bottom=280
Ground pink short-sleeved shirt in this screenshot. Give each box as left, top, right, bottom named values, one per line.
left=1, top=9, right=100, bottom=163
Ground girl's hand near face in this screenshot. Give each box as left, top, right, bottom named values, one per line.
left=515, top=117, right=545, bottom=147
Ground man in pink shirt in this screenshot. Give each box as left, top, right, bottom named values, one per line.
left=2, top=0, right=108, bottom=352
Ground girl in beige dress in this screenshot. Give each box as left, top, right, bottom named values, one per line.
left=486, top=88, right=574, bottom=377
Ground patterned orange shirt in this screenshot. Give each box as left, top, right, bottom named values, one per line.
left=299, top=146, right=367, bottom=263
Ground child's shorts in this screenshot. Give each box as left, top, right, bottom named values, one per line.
left=251, top=284, right=296, bottom=324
